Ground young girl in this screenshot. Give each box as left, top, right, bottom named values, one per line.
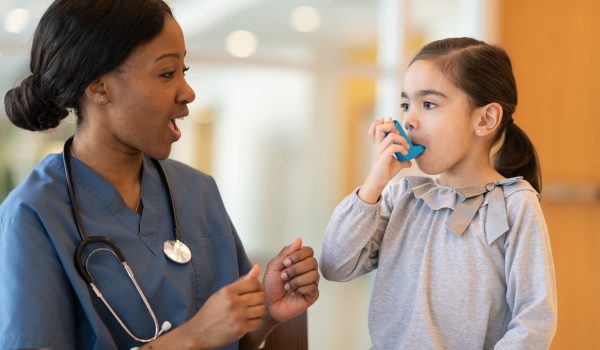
left=320, top=37, right=557, bottom=349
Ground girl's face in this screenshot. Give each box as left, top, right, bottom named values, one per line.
left=401, top=59, right=478, bottom=176
left=98, top=16, right=195, bottom=160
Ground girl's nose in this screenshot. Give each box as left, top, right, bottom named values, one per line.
left=403, top=111, right=419, bottom=131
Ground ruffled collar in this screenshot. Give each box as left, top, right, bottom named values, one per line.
left=404, top=176, right=528, bottom=245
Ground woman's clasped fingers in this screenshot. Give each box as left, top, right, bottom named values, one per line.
left=283, top=246, right=318, bottom=268
left=282, top=269, right=320, bottom=294
left=280, top=252, right=319, bottom=292
left=245, top=303, right=266, bottom=320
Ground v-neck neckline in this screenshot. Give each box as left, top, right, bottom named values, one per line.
left=69, top=155, right=164, bottom=254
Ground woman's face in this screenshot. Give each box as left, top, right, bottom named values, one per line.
left=98, top=16, right=195, bottom=160
left=401, top=59, right=478, bottom=175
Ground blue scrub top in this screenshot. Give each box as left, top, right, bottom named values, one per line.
left=0, top=153, right=252, bottom=349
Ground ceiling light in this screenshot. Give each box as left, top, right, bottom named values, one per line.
left=4, top=8, right=31, bottom=34
left=225, top=30, right=258, bottom=58
left=290, top=6, right=321, bottom=33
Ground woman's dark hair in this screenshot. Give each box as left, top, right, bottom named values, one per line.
left=4, top=0, right=172, bottom=132
left=410, top=37, right=542, bottom=193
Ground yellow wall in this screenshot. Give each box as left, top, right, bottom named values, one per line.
left=500, top=0, right=600, bottom=347
left=341, top=49, right=377, bottom=194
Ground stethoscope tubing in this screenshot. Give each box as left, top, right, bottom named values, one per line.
left=63, top=136, right=181, bottom=244
left=62, top=136, right=179, bottom=343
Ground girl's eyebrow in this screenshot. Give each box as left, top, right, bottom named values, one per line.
left=401, top=89, right=448, bottom=99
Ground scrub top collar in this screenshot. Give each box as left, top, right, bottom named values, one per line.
left=68, top=154, right=165, bottom=255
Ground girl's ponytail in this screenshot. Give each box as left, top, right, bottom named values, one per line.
left=495, top=121, right=542, bottom=193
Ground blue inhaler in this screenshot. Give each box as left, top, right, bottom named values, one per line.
left=389, top=119, right=425, bottom=161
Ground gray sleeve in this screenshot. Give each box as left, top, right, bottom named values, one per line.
left=495, top=191, right=558, bottom=349
left=320, top=186, right=395, bottom=282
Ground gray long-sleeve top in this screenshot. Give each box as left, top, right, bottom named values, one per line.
left=321, top=176, right=557, bottom=350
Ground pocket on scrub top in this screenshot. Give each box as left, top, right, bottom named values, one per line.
left=187, top=234, right=243, bottom=306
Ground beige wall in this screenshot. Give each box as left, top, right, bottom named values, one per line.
left=500, top=0, right=600, bottom=347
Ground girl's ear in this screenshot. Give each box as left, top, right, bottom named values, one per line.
left=84, top=77, right=111, bottom=105
left=473, top=102, right=503, bottom=137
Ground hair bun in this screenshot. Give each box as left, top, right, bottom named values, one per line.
left=4, top=75, right=69, bottom=131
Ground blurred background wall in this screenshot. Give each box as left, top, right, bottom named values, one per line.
left=0, top=0, right=598, bottom=348
left=500, top=0, right=600, bottom=347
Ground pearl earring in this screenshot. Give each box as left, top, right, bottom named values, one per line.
left=477, top=129, right=481, bottom=134
left=98, top=95, right=106, bottom=104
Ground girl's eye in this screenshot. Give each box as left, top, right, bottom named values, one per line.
left=400, top=102, right=409, bottom=111
left=423, top=101, right=436, bottom=109
left=183, top=66, right=190, bottom=76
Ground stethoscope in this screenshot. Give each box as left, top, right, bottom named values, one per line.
left=63, top=136, right=192, bottom=344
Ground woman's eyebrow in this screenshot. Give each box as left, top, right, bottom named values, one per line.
left=154, top=51, right=187, bottom=62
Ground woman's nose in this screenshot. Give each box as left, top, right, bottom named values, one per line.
left=178, top=79, right=196, bottom=105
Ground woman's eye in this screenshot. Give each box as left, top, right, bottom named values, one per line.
left=161, top=71, right=176, bottom=79
left=161, top=66, right=189, bottom=79
left=423, top=101, right=436, bottom=109
left=400, top=102, right=409, bottom=111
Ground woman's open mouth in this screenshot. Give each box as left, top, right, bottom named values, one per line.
left=169, top=117, right=184, bottom=141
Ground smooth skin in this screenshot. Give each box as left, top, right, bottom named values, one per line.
left=71, top=15, right=319, bottom=350
left=359, top=59, right=506, bottom=204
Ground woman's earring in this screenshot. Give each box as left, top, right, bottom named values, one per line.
left=98, top=95, right=106, bottom=104
left=477, top=129, right=481, bottom=134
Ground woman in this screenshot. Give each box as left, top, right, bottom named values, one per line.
left=0, top=0, right=320, bottom=349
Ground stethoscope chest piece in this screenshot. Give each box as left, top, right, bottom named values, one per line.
left=163, top=239, right=192, bottom=264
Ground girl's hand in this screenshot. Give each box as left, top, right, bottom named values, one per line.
left=359, top=117, right=412, bottom=204
left=177, top=265, right=266, bottom=349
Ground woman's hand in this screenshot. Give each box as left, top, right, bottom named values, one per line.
left=263, top=238, right=319, bottom=323
left=359, top=117, right=412, bottom=204
left=175, top=265, right=266, bottom=349
left=144, top=241, right=319, bottom=350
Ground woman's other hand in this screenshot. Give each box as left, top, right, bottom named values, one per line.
left=263, top=238, right=320, bottom=323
